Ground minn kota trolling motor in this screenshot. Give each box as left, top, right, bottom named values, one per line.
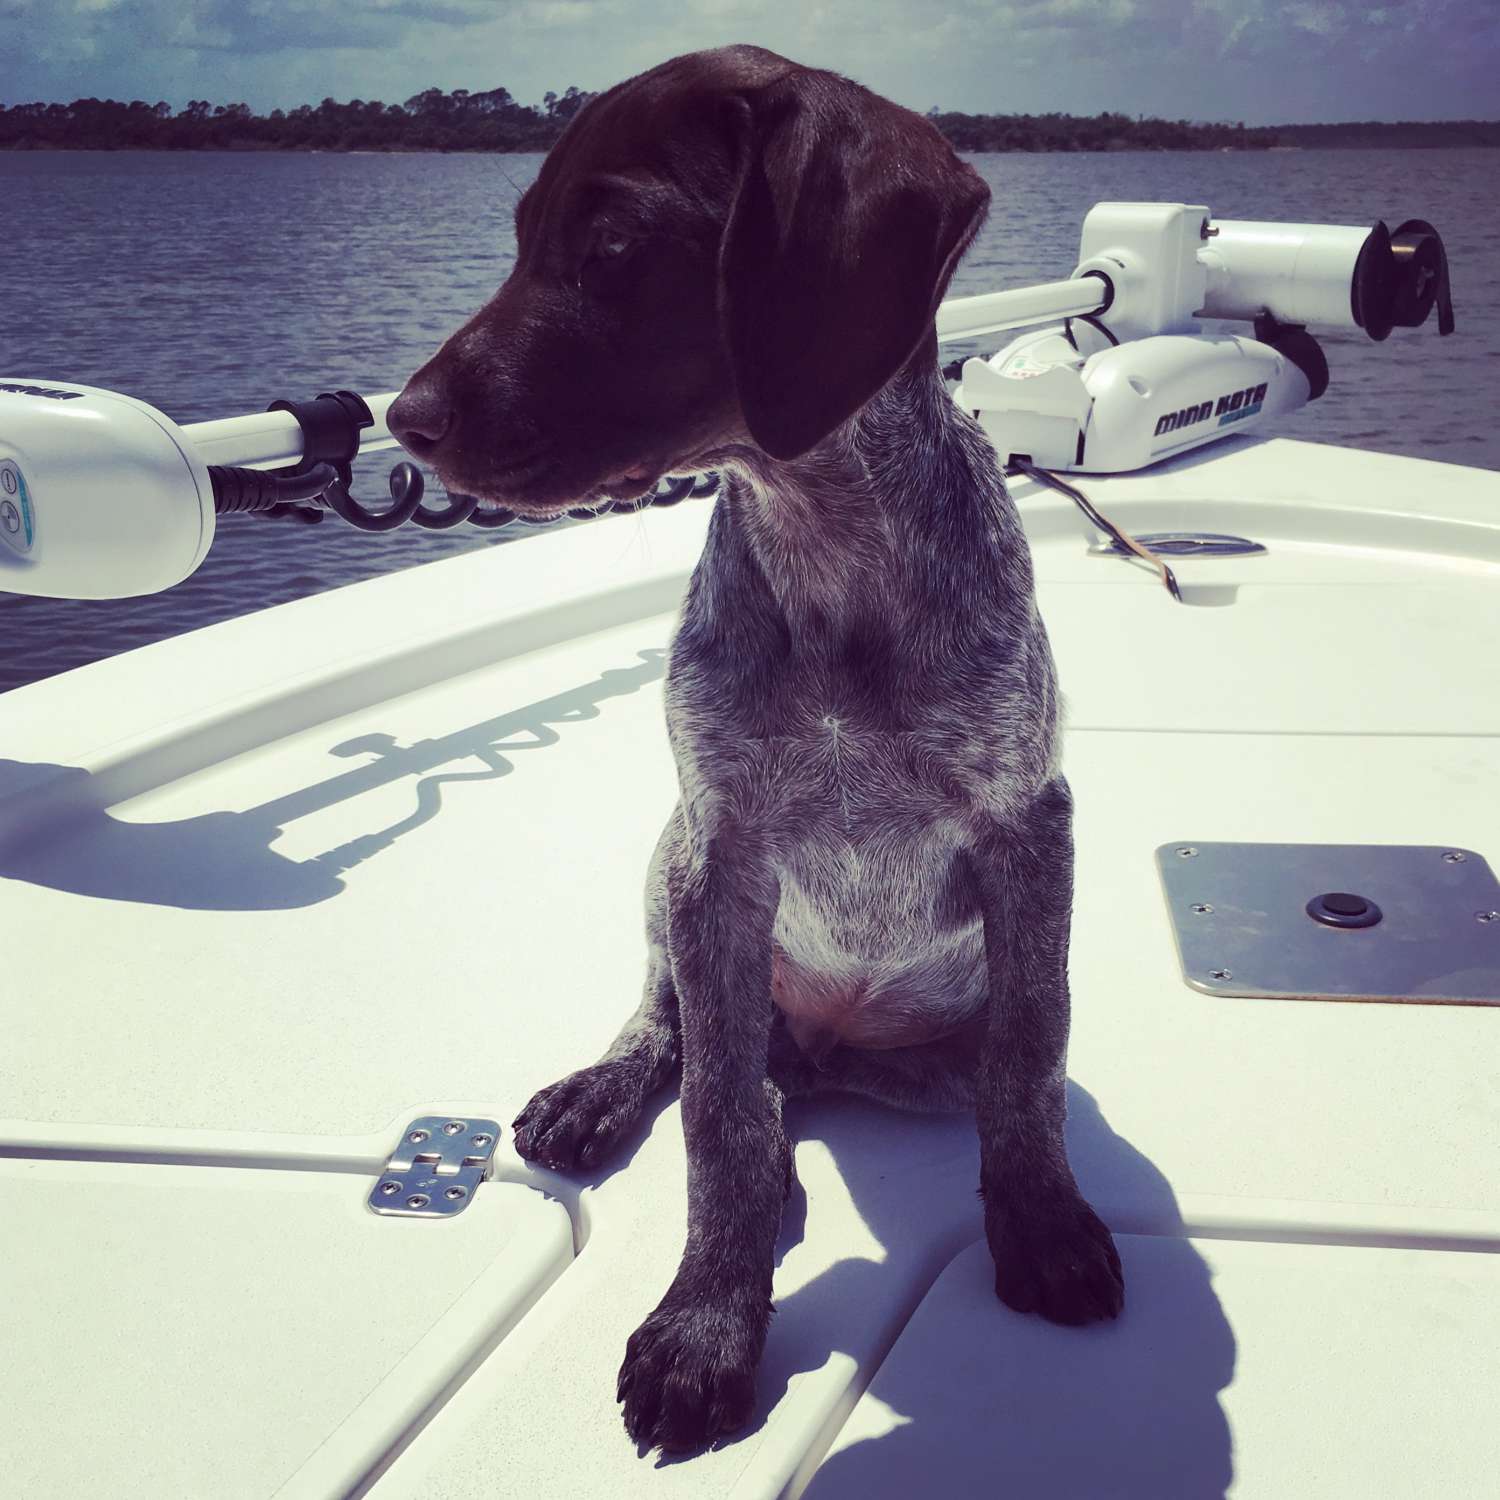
left=0, top=202, right=1452, bottom=601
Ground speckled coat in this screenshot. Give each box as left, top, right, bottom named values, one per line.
left=390, top=41, right=1124, bottom=1458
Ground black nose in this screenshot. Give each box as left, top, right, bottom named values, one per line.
left=387, top=378, right=452, bottom=459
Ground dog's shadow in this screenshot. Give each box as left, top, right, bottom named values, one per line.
left=568, top=1072, right=1235, bottom=1491
left=742, top=1083, right=1235, bottom=1495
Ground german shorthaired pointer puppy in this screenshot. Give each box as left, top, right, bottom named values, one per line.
left=388, top=42, right=1123, bottom=1455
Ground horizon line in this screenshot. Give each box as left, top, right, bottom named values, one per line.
left=1, top=93, right=1497, bottom=132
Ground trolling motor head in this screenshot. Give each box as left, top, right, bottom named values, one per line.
left=956, top=201, right=1454, bottom=474
left=0, top=380, right=217, bottom=599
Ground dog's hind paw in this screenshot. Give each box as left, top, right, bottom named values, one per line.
left=511, top=1061, right=651, bottom=1173
left=617, top=1284, right=768, bottom=1453
left=986, top=1194, right=1125, bottom=1326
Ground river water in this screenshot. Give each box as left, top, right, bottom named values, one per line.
left=1, top=146, right=1495, bottom=692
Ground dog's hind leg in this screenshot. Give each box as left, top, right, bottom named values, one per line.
left=511, top=808, right=684, bottom=1173
left=767, top=1012, right=981, bottom=1114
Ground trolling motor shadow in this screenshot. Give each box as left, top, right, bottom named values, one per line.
left=0, top=648, right=666, bottom=910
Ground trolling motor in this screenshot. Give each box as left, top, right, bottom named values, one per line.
left=950, top=202, right=1454, bottom=472
left=0, top=201, right=1453, bottom=600
left=0, top=381, right=716, bottom=599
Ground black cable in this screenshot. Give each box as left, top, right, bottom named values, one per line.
left=321, top=462, right=426, bottom=532
left=208, top=462, right=337, bottom=520
left=209, top=387, right=723, bottom=533
left=1065, top=313, right=1119, bottom=347
left=1011, top=457, right=1182, bottom=603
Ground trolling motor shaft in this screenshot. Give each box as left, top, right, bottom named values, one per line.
left=204, top=388, right=497, bottom=533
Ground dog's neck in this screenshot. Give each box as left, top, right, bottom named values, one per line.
left=710, top=338, right=1019, bottom=632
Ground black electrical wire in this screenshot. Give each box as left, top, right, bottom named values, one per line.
left=209, top=462, right=338, bottom=515
left=208, top=388, right=724, bottom=532
left=211, top=453, right=721, bottom=534
left=1011, top=457, right=1182, bottom=603
left=1064, top=314, right=1119, bottom=348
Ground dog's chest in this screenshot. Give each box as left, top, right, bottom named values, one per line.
left=767, top=767, right=987, bottom=1051
left=768, top=738, right=977, bottom=946
left=667, top=626, right=1038, bottom=1047
left=781, top=711, right=955, bottom=829
left=717, top=697, right=1023, bottom=841
left=760, top=715, right=993, bottom=1049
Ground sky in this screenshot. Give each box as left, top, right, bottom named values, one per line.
left=3, top=0, right=1498, bottom=126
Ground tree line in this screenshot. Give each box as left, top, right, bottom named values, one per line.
left=927, top=110, right=1499, bottom=152
left=0, top=86, right=590, bottom=152
left=2, top=88, right=1495, bottom=152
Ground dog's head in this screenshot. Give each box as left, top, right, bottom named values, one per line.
left=387, top=45, right=988, bottom=518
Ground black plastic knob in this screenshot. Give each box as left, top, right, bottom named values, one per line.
left=1306, top=892, right=1383, bottom=929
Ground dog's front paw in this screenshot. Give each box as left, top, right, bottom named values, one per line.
left=617, top=1283, right=770, bottom=1453
left=986, top=1193, right=1124, bottom=1326
left=511, top=1061, right=650, bottom=1172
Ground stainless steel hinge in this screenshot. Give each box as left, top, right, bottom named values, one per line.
left=1087, top=531, right=1267, bottom=559
left=368, top=1115, right=500, bottom=1219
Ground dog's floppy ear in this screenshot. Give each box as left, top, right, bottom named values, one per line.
left=718, top=72, right=989, bottom=461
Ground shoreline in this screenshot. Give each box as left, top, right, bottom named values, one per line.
left=4, top=141, right=1497, bottom=154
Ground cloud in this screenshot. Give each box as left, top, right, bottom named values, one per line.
left=7, top=0, right=497, bottom=62
left=2, top=0, right=1496, bottom=122
left=1284, top=2, right=1343, bottom=37
left=523, top=0, right=596, bottom=26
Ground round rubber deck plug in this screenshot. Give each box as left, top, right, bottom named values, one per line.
left=1307, top=891, right=1383, bottom=929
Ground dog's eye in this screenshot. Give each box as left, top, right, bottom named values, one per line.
left=593, top=230, right=634, bottom=261
left=578, top=229, right=640, bottom=296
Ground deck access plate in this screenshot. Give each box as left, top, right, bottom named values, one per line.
left=1157, top=841, right=1500, bottom=1004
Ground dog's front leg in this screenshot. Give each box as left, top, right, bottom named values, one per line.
left=617, top=842, right=787, bottom=1452
left=970, top=778, right=1125, bottom=1325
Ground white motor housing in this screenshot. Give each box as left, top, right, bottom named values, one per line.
left=1070, top=202, right=1450, bottom=345
left=1199, top=221, right=1375, bottom=328
left=0, top=380, right=214, bottom=598
left=957, top=329, right=1314, bottom=474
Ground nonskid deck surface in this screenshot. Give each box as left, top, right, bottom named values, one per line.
left=1, top=436, right=1497, bottom=1498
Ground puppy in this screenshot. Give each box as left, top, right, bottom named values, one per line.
left=388, top=43, right=1123, bottom=1455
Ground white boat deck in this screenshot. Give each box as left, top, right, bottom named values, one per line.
left=2, top=434, right=1497, bottom=1498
